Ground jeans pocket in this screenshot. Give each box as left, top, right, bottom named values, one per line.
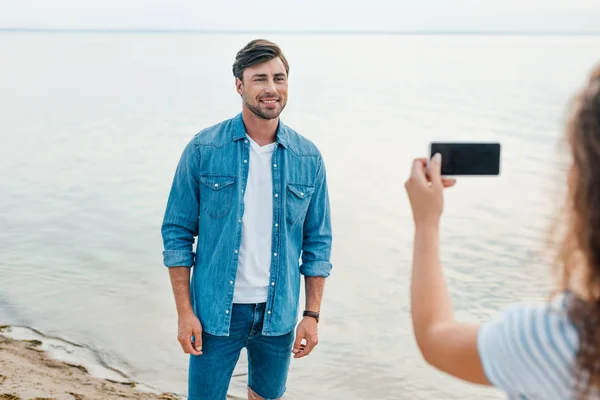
left=285, top=184, right=314, bottom=226
left=200, top=174, right=236, bottom=219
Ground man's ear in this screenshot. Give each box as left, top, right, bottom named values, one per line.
left=235, top=78, right=243, bottom=96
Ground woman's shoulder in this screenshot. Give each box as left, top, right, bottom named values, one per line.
left=493, top=291, right=574, bottom=325
left=477, top=291, right=579, bottom=398
left=485, top=292, right=577, bottom=348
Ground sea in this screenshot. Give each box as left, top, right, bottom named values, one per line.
left=1, top=31, right=600, bottom=399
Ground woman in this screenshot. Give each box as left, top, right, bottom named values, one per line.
left=405, top=64, right=600, bottom=399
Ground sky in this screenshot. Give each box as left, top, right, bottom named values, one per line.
left=1, top=0, right=600, bottom=33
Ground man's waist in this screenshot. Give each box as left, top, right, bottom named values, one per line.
left=232, top=284, right=269, bottom=304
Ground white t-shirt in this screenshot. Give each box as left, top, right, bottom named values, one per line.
left=233, top=136, right=275, bottom=304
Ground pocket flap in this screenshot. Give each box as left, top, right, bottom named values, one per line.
left=200, top=175, right=236, bottom=191
left=287, top=184, right=315, bottom=199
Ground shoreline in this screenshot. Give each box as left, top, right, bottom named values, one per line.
left=0, top=325, right=181, bottom=400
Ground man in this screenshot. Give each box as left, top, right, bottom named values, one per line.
left=161, top=39, right=333, bottom=400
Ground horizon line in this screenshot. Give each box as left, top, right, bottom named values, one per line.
left=1, top=27, right=600, bottom=36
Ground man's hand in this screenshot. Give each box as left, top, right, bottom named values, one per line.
left=177, top=311, right=203, bottom=356
left=292, top=317, right=319, bottom=358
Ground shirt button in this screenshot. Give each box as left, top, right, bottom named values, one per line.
left=234, top=249, right=238, bottom=254
left=273, top=164, right=277, bottom=168
left=230, top=280, right=234, bottom=285
left=274, top=223, right=279, bottom=228
left=244, top=139, right=249, bottom=143
left=243, top=159, right=248, bottom=163
left=267, top=311, right=272, bottom=315
left=273, top=252, right=278, bottom=257
left=274, top=194, right=279, bottom=198
left=214, top=183, right=219, bottom=188
left=238, top=219, right=242, bottom=223
left=271, top=282, right=275, bottom=286
left=300, top=192, right=304, bottom=197
left=225, top=310, right=229, bottom=314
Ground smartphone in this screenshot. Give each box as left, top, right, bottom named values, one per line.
left=428, top=142, right=501, bottom=176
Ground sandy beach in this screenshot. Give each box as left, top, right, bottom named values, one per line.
left=0, top=326, right=179, bottom=400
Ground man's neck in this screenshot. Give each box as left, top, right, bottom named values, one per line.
left=242, top=108, right=278, bottom=147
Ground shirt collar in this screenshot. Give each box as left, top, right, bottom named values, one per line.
left=232, top=112, right=289, bottom=148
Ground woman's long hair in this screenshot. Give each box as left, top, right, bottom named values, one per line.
left=552, top=64, right=600, bottom=398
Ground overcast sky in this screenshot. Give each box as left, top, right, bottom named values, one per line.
left=2, top=0, right=599, bottom=33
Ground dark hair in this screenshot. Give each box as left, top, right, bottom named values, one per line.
left=232, top=39, right=289, bottom=81
left=551, top=63, right=600, bottom=398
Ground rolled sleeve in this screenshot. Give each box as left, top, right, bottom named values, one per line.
left=163, top=249, right=195, bottom=268
left=299, top=260, right=332, bottom=277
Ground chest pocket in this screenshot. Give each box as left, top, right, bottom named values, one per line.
left=286, top=184, right=315, bottom=226
left=200, top=175, right=236, bottom=219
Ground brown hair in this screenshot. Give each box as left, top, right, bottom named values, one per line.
left=232, top=39, right=290, bottom=81
left=551, top=63, right=600, bottom=398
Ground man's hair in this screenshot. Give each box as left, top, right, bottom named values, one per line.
left=232, top=39, right=289, bottom=81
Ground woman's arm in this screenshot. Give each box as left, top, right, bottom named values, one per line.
left=405, top=155, right=490, bottom=385
left=411, top=223, right=489, bottom=385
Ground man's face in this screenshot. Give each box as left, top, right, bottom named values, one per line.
left=236, top=57, right=288, bottom=120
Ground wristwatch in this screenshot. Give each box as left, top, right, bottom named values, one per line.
left=303, top=310, right=320, bottom=322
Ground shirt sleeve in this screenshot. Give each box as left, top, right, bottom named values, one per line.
left=477, top=302, right=577, bottom=399
left=161, top=138, right=201, bottom=267
left=299, top=155, right=333, bottom=277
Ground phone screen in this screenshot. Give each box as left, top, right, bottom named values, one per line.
left=429, top=142, right=501, bottom=176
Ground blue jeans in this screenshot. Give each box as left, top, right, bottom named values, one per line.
left=188, top=303, right=294, bottom=400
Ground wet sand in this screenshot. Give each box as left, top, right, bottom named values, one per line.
left=0, top=326, right=180, bottom=400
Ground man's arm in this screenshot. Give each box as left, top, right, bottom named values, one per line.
left=294, top=155, right=332, bottom=358
left=161, top=138, right=203, bottom=356
left=298, top=155, right=333, bottom=278
left=161, top=138, right=201, bottom=268
left=169, top=267, right=202, bottom=355
left=169, top=267, right=194, bottom=316
left=304, top=276, right=325, bottom=313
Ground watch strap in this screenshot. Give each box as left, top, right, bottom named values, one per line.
left=303, top=310, right=320, bottom=322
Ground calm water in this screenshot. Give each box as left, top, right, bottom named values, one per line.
left=1, top=32, right=600, bottom=399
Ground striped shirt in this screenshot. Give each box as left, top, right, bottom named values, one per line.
left=477, top=293, right=581, bottom=399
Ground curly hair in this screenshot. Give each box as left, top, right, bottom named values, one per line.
left=552, top=63, right=600, bottom=398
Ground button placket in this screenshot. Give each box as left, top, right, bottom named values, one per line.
left=224, top=137, right=250, bottom=326
left=266, top=147, right=282, bottom=326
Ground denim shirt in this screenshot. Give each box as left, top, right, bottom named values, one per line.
left=161, top=113, right=333, bottom=336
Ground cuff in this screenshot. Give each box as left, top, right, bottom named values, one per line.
left=299, top=261, right=332, bottom=277
left=163, top=250, right=195, bottom=267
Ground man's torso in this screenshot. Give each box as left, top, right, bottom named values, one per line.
left=189, top=113, right=324, bottom=336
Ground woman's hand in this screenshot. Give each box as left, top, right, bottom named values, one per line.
left=404, top=153, right=456, bottom=227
